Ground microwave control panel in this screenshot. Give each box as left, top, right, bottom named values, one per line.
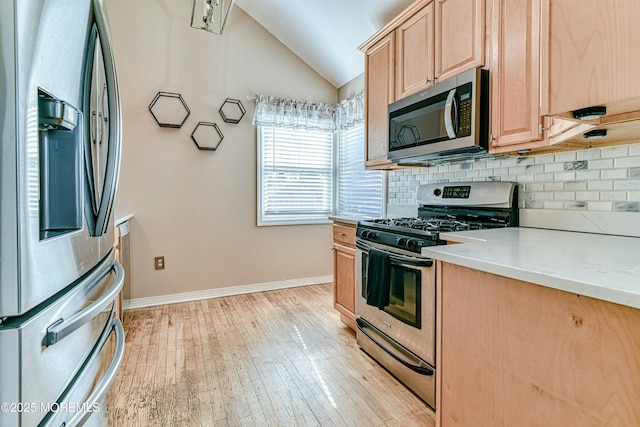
left=458, top=82, right=473, bottom=137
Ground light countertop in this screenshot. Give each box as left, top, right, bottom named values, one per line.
left=115, top=213, right=134, bottom=226
left=329, top=215, right=370, bottom=226
left=422, top=227, right=640, bottom=310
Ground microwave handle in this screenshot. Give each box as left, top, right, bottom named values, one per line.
left=444, top=88, right=457, bottom=139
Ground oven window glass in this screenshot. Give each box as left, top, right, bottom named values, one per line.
left=361, top=253, right=422, bottom=328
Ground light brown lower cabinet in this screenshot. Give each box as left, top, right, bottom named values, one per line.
left=436, top=261, right=640, bottom=426
left=332, top=222, right=357, bottom=330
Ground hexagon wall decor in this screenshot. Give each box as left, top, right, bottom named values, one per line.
left=219, top=98, right=246, bottom=124
left=148, top=92, right=191, bottom=128
left=191, top=122, right=224, bottom=151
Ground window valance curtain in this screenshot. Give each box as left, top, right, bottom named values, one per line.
left=252, top=92, right=364, bottom=131
left=252, top=95, right=335, bottom=131
left=335, top=92, right=364, bottom=130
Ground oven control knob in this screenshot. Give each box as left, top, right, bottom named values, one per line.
left=406, top=239, right=418, bottom=249
left=434, top=188, right=442, bottom=197
left=397, top=237, right=407, bottom=246
left=362, top=230, right=378, bottom=239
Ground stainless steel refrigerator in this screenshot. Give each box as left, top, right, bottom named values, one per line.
left=0, top=0, right=125, bottom=425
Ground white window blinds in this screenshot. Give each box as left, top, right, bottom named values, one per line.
left=336, top=125, right=384, bottom=218
left=258, top=126, right=333, bottom=225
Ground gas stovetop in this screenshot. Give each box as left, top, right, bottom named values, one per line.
left=356, top=182, right=519, bottom=253
left=368, top=216, right=487, bottom=233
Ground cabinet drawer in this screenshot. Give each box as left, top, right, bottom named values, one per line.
left=333, top=224, right=356, bottom=247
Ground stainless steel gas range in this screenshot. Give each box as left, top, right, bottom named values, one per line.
left=355, top=181, right=519, bottom=409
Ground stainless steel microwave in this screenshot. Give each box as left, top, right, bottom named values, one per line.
left=388, top=67, right=489, bottom=165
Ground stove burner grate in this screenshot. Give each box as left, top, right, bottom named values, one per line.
left=371, top=217, right=489, bottom=233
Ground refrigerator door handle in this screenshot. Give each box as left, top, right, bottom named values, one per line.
left=45, top=261, right=124, bottom=347
left=65, top=318, right=125, bottom=426
left=92, top=0, right=122, bottom=237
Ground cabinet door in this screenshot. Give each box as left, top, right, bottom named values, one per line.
left=364, top=33, right=396, bottom=169
left=437, top=262, right=640, bottom=426
left=332, top=242, right=356, bottom=330
left=435, top=0, right=485, bottom=82
left=489, top=0, right=547, bottom=152
left=395, top=3, right=435, bottom=99
left=549, top=0, right=640, bottom=116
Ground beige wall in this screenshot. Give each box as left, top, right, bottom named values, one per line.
left=106, top=0, right=337, bottom=299
left=338, top=73, right=364, bottom=101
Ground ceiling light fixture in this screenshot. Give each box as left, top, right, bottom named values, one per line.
left=191, top=0, right=236, bottom=35
left=573, top=106, right=606, bottom=120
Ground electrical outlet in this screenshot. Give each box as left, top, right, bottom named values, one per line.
left=154, top=256, right=165, bottom=270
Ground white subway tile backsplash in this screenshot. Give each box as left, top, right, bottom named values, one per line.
left=600, top=191, right=628, bottom=201
left=535, top=154, right=555, bottom=164
left=486, top=159, right=503, bottom=168
left=588, top=180, right=613, bottom=191
left=564, top=201, right=587, bottom=210
left=614, top=202, right=640, bottom=212
left=574, top=191, right=599, bottom=201
left=525, top=200, right=544, bottom=209
left=516, top=156, right=535, bottom=166
left=614, top=180, right=640, bottom=190
left=577, top=148, right=601, bottom=160
left=535, top=192, right=554, bottom=200
left=544, top=182, right=564, bottom=191
left=601, top=145, right=629, bottom=158
left=576, top=170, right=601, bottom=180
left=536, top=172, right=555, bottom=182
left=555, top=191, right=576, bottom=200
left=601, top=169, right=628, bottom=179
left=554, top=151, right=577, bottom=162
left=509, top=166, right=526, bottom=175
left=525, top=183, right=544, bottom=192
left=500, top=157, right=519, bottom=167
left=544, top=201, right=564, bottom=209
left=588, top=201, right=613, bottom=211
left=554, top=172, right=575, bottom=181
left=615, top=156, right=640, bottom=168
left=588, top=158, right=615, bottom=170
left=565, top=181, right=588, bottom=191
left=387, top=143, right=640, bottom=213
left=544, top=163, right=565, bottom=172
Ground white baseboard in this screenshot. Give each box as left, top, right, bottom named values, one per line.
left=123, top=275, right=333, bottom=310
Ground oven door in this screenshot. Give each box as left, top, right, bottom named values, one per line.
left=355, top=239, right=436, bottom=367
left=355, top=239, right=436, bottom=407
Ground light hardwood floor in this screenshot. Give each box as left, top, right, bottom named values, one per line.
left=106, top=283, right=436, bottom=426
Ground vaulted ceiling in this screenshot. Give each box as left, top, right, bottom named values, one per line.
left=235, top=0, right=415, bottom=88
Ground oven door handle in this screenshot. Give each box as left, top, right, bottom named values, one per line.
left=355, top=240, right=433, bottom=267
left=356, top=317, right=434, bottom=376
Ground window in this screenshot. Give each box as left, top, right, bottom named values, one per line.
left=335, top=124, right=384, bottom=218
left=257, top=126, right=333, bottom=225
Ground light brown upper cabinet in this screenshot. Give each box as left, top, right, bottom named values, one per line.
left=396, top=0, right=485, bottom=100
left=435, top=0, right=485, bottom=83
left=395, top=4, right=435, bottom=99
left=489, top=0, right=548, bottom=152
left=548, top=0, right=640, bottom=117
left=361, top=0, right=485, bottom=168
left=363, top=33, right=396, bottom=169
left=488, top=0, right=595, bottom=154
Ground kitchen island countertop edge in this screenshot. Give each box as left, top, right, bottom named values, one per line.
left=422, top=227, right=640, bottom=310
